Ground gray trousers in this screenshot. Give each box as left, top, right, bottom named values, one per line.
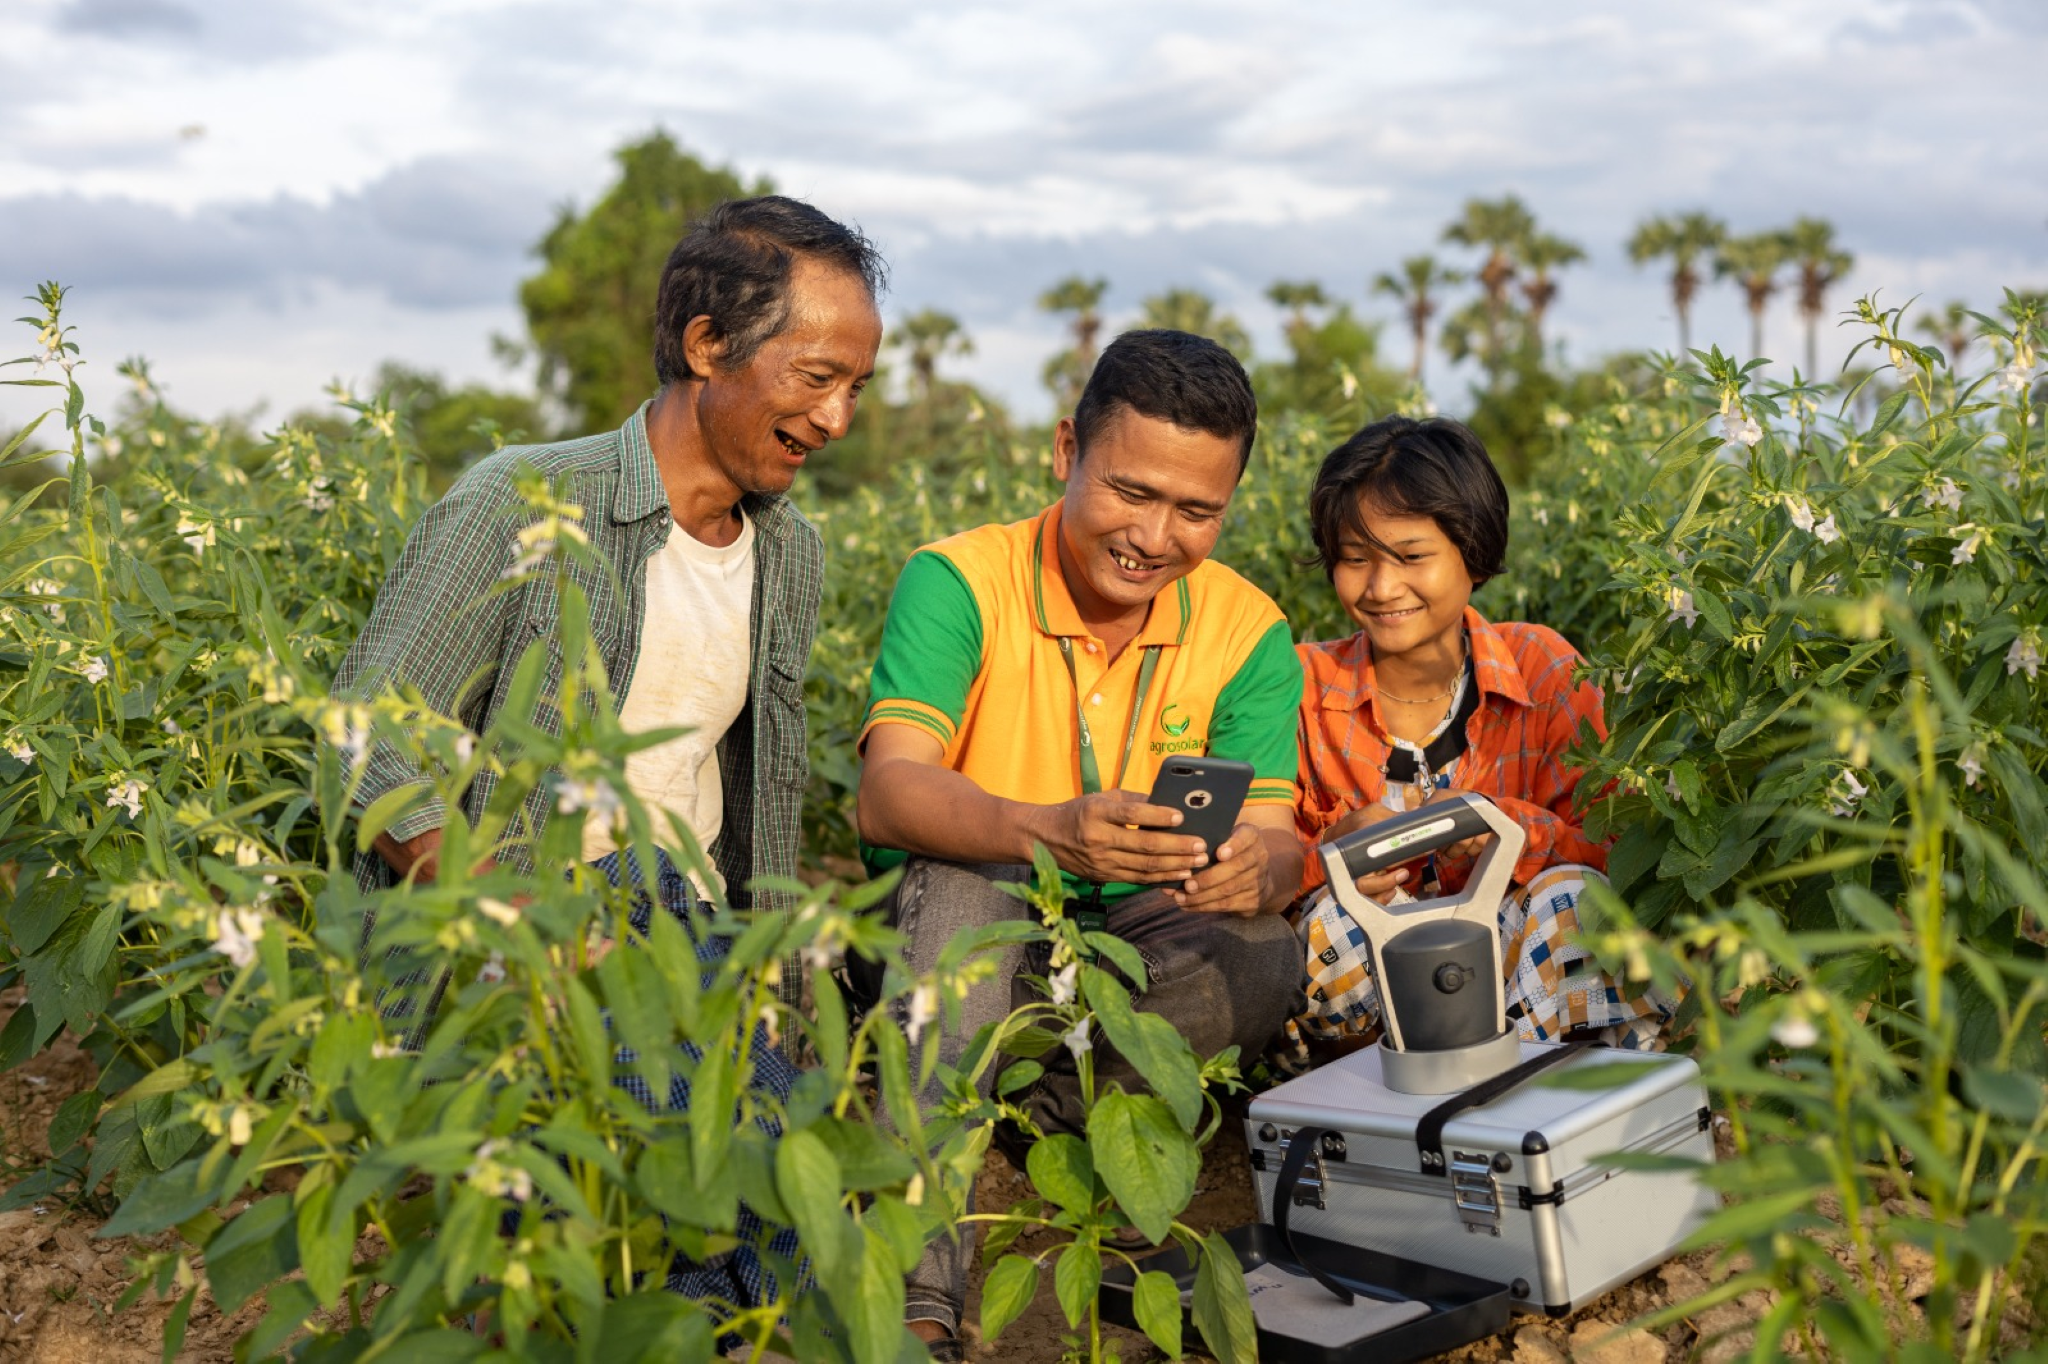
left=889, top=858, right=1303, bottom=1333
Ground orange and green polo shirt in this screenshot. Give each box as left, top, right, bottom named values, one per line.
left=859, top=502, right=1302, bottom=902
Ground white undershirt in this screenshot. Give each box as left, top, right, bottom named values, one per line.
left=581, top=508, right=755, bottom=896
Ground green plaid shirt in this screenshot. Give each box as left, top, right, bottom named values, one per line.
left=334, top=402, right=823, bottom=913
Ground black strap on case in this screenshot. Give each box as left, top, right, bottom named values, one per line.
left=1272, top=1125, right=1356, bottom=1305
left=1414, top=1042, right=1589, bottom=1174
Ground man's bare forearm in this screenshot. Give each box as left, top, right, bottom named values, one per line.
left=373, top=827, right=444, bottom=883
left=857, top=756, right=1045, bottom=867
left=1257, top=825, right=1304, bottom=914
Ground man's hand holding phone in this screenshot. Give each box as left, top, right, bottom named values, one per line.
left=1165, top=821, right=1269, bottom=914
left=1029, top=790, right=1210, bottom=887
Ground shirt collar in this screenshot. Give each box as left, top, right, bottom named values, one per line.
left=1317, top=606, right=1530, bottom=711
left=612, top=399, right=794, bottom=540
left=1029, top=502, right=1191, bottom=647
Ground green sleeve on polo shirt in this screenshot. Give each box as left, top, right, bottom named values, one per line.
left=862, top=549, right=985, bottom=748
left=1209, top=619, right=1303, bottom=803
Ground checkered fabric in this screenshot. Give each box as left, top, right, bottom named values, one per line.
left=1293, top=608, right=1610, bottom=898
left=1298, top=863, right=1670, bottom=1049
left=589, top=848, right=809, bottom=1314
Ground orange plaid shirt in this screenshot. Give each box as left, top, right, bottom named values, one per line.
left=1294, top=606, right=1609, bottom=898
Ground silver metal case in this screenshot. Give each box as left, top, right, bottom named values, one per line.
left=1246, top=1042, right=1717, bottom=1315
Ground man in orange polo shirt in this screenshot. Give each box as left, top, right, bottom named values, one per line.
left=856, top=329, right=1304, bottom=1351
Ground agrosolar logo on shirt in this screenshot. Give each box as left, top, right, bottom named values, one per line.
left=1152, top=702, right=1202, bottom=755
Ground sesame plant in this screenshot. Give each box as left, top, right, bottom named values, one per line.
left=0, top=288, right=959, bottom=1360
left=943, top=847, right=1258, bottom=1364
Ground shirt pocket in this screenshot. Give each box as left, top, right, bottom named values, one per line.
left=764, top=655, right=809, bottom=789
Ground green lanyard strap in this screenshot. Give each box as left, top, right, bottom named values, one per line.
left=1057, top=637, right=1162, bottom=797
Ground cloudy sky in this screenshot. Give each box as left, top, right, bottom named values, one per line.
left=3, top=0, right=2043, bottom=433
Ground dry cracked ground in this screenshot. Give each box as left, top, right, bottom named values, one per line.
left=1, top=987, right=2022, bottom=1362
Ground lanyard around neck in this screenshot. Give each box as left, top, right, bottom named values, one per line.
left=1057, top=636, right=1162, bottom=796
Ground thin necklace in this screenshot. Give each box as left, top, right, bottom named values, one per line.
left=1376, top=639, right=1469, bottom=705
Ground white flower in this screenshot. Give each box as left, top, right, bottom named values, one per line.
left=1787, top=499, right=1816, bottom=533
left=7, top=740, right=31, bottom=765
left=1770, top=1014, right=1820, bottom=1049
left=2001, top=361, right=2033, bottom=393
left=451, top=732, right=476, bottom=764
left=370, top=1041, right=403, bottom=1060
left=1532, top=507, right=1550, bottom=526
left=906, top=981, right=939, bottom=1045
left=1061, top=1017, right=1093, bottom=1060
left=1925, top=478, right=1963, bottom=514
left=1959, top=747, right=1986, bottom=788
left=2004, top=468, right=2023, bottom=491
left=477, top=897, right=521, bottom=928
left=466, top=1139, right=534, bottom=1202
left=303, top=476, right=336, bottom=513
left=26, top=579, right=64, bottom=620
left=2007, top=636, right=2042, bottom=680
left=1340, top=370, right=1359, bottom=400
left=1813, top=514, right=1840, bottom=545
left=177, top=517, right=214, bottom=553
left=1951, top=526, right=1983, bottom=565
left=555, top=776, right=621, bottom=819
left=213, top=907, right=266, bottom=968
left=1827, top=770, right=1868, bottom=818
left=1720, top=411, right=1764, bottom=447
left=106, top=777, right=145, bottom=817
left=477, top=952, right=507, bottom=984
left=1666, top=589, right=1699, bottom=629
left=227, top=1105, right=255, bottom=1147
left=1663, top=772, right=1683, bottom=801
left=81, top=657, right=110, bottom=685
left=1048, top=961, right=1080, bottom=1008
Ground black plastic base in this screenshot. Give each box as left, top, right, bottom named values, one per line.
left=1098, top=1223, right=1511, bottom=1364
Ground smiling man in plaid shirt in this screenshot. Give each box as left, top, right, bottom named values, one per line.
left=333, top=195, right=886, bottom=1314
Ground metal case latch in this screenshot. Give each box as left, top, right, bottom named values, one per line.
left=1291, top=1142, right=1329, bottom=1211
left=1449, top=1151, right=1502, bottom=1236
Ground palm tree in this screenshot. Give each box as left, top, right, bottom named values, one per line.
left=1787, top=217, right=1854, bottom=378
left=893, top=309, right=973, bottom=407
left=1039, top=275, right=1109, bottom=408
left=1626, top=211, right=1727, bottom=355
left=1516, top=231, right=1586, bottom=357
left=1372, top=255, right=1465, bottom=382
left=1713, top=231, right=1791, bottom=364
left=1266, top=280, right=1330, bottom=351
left=1137, top=288, right=1252, bottom=359
left=1916, top=300, right=1974, bottom=373
left=1441, top=195, right=1536, bottom=382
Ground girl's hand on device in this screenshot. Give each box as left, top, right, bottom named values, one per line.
left=1036, top=789, right=1209, bottom=886
left=1320, top=801, right=1415, bottom=899
left=1424, top=786, right=1494, bottom=861
left=1168, top=822, right=1267, bottom=915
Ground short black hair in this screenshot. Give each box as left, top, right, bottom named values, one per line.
left=1308, top=416, right=1509, bottom=582
left=1072, top=329, right=1258, bottom=472
left=653, top=195, right=888, bottom=384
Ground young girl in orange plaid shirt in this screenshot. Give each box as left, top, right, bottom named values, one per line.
left=1291, top=416, right=1672, bottom=1050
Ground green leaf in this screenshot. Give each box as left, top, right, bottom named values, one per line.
left=1191, top=1231, right=1257, bottom=1364
left=1089, top=1091, right=1198, bottom=1246
left=1054, top=1241, right=1102, bottom=1328
left=1081, top=931, right=1149, bottom=990
left=47, top=1090, right=99, bottom=1155
left=296, top=1181, right=352, bottom=1309
left=98, top=1158, right=222, bottom=1238
left=774, top=1128, right=854, bottom=1274
left=1083, top=971, right=1204, bottom=1129
left=8, top=869, right=83, bottom=956
left=0, top=1004, right=35, bottom=1070
left=1962, top=1065, right=2042, bottom=1122
left=809, top=1114, right=917, bottom=1192
left=844, top=1225, right=909, bottom=1363
left=160, top=1286, right=197, bottom=1364
left=352, top=783, right=430, bottom=853
left=591, top=1292, right=715, bottom=1361
left=978, top=1254, right=1039, bottom=1343
left=1025, top=1133, right=1096, bottom=1214
left=203, top=1194, right=300, bottom=1315
left=1131, top=1269, right=1184, bottom=1360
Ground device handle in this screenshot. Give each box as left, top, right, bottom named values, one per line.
left=1325, top=796, right=1497, bottom=880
